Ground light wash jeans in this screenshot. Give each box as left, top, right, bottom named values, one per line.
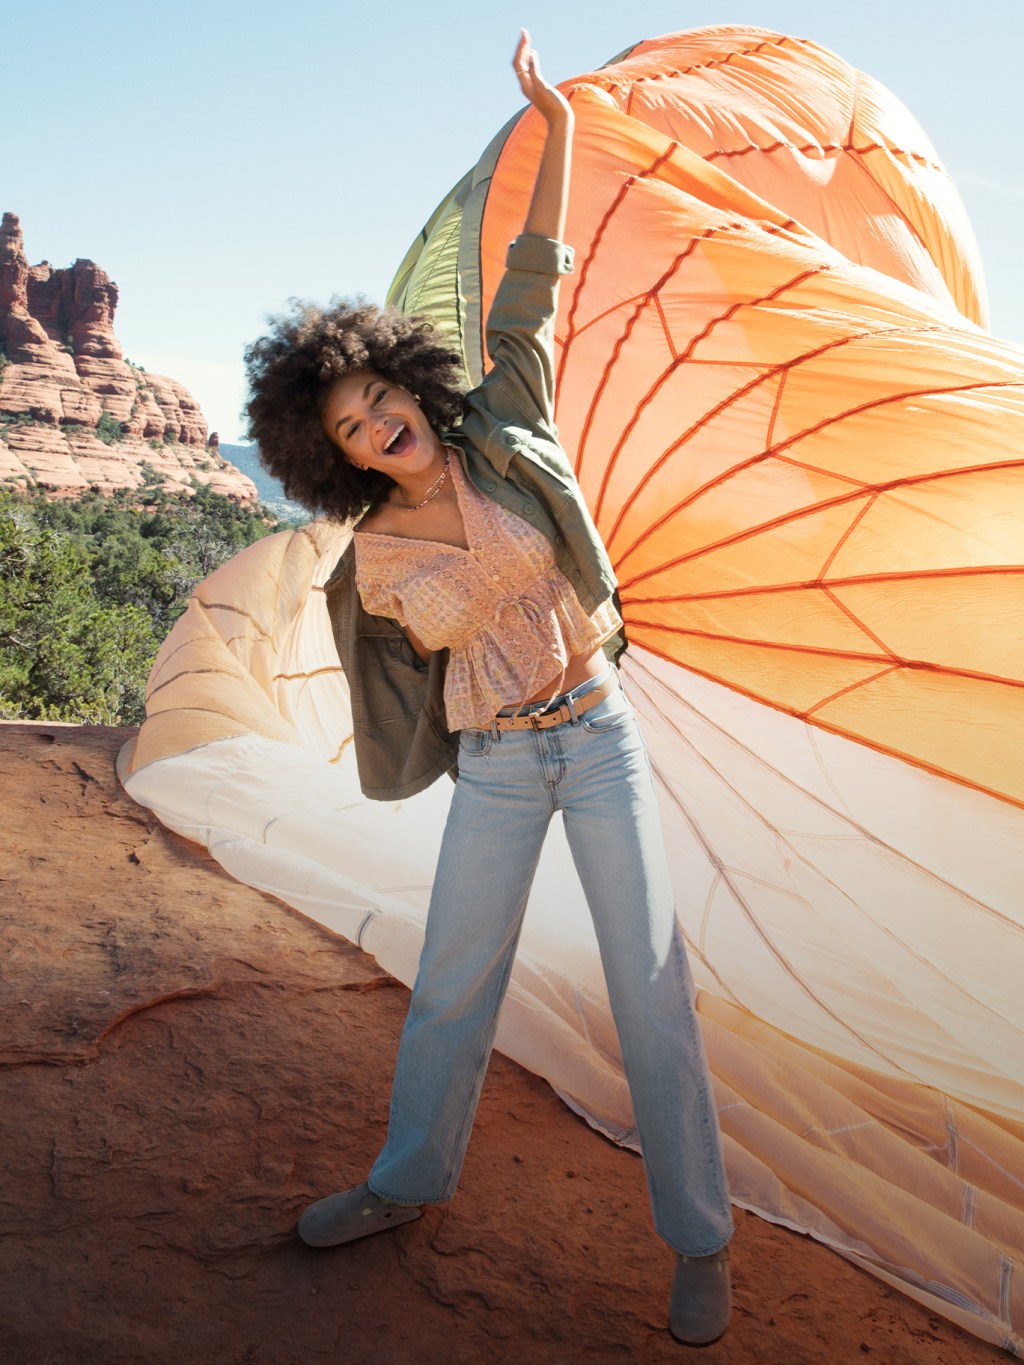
left=368, top=673, right=733, bottom=1256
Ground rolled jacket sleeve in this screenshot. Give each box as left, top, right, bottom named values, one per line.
left=481, top=234, right=575, bottom=434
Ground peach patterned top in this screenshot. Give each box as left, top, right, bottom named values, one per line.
left=353, top=455, right=621, bottom=730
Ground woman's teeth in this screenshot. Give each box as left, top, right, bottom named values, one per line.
left=384, top=424, right=406, bottom=454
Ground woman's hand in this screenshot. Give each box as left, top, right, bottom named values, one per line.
left=513, top=29, right=571, bottom=125
left=513, top=29, right=573, bottom=241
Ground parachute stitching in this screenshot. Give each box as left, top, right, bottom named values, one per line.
left=630, top=650, right=1024, bottom=906
left=645, top=746, right=914, bottom=1067
left=557, top=291, right=656, bottom=344
left=653, top=293, right=678, bottom=361
left=596, top=244, right=827, bottom=549
left=272, top=665, right=345, bottom=683
left=584, top=245, right=696, bottom=505
left=604, top=260, right=839, bottom=553
left=627, top=601, right=1024, bottom=687
left=706, top=142, right=944, bottom=175
left=638, top=637, right=1024, bottom=809
left=638, top=669, right=1024, bottom=1024
left=638, top=619, right=1024, bottom=715
left=624, top=623, right=909, bottom=672
left=558, top=143, right=677, bottom=401
left=764, top=370, right=787, bottom=452
left=618, top=458, right=1024, bottom=594
left=627, top=564, right=1023, bottom=604
left=329, top=739, right=354, bottom=765
left=821, top=586, right=899, bottom=661
left=146, top=664, right=243, bottom=703
left=192, top=597, right=276, bottom=644
left=666, top=35, right=806, bottom=78
left=817, top=493, right=879, bottom=581
left=612, top=366, right=1018, bottom=576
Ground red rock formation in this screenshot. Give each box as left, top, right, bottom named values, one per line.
left=0, top=212, right=256, bottom=502
left=0, top=720, right=1004, bottom=1365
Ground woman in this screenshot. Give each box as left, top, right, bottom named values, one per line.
left=245, top=32, right=733, bottom=1347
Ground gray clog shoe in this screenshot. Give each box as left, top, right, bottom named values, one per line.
left=669, top=1246, right=732, bottom=1346
left=298, top=1182, right=423, bottom=1247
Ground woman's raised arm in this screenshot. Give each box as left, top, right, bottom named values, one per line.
left=512, top=30, right=573, bottom=244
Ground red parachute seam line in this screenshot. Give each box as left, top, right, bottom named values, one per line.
left=585, top=245, right=697, bottom=508
left=272, top=665, right=346, bottom=684
left=613, top=384, right=1023, bottom=586
left=143, top=703, right=261, bottom=724
left=192, top=596, right=276, bottom=644
left=561, top=291, right=655, bottom=343
left=817, top=491, right=879, bottom=580
left=624, top=623, right=895, bottom=665
left=705, top=141, right=945, bottom=176
left=562, top=144, right=690, bottom=480
left=145, top=664, right=246, bottom=704
left=803, top=665, right=921, bottom=717
left=665, top=34, right=807, bottom=79
left=767, top=381, right=1024, bottom=464
left=636, top=676, right=1024, bottom=989
left=617, top=454, right=1024, bottom=594
left=634, top=626, right=1022, bottom=721
left=558, top=142, right=677, bottom=405
left=632, top=640, right=1024, bottom=811
left=653, top=293, right=679, bottom=362
left=773, top=453, right=875, bottom=491
left=603, top=245, right=830, bottom=550
left=839, top=125, right=941, bottom=288
left=557, top=151, right=669, bottom=401
left=822, top=585, right=902, bottom=661
left=764, top=369, right=787, bottom=452
left=624, top=563, right=1024, bottom=605
left=327, top=735, right=355, bottom=765
left=629, top=649, right=1024, bottom=916
left=667, top=356, right=768, bottom=369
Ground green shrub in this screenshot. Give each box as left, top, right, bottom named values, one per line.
left=0, top=485, right=278, bottom=725
left=95, top=410, right=127, bottom=444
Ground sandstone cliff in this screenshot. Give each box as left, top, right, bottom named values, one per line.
left=0, top=212, right=256, bottom=502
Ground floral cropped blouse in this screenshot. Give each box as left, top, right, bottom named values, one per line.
left=354, top=453, right=621, bottom=730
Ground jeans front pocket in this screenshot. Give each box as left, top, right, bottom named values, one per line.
left=458, top=727, right=493, bottom=758
left=578, top=681, right=631, bottom=734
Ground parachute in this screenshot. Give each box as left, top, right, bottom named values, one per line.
left=120, top=26, right=1024, bottom=1353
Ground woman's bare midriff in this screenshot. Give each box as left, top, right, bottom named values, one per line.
left=518, top=647, right=610, bottom=707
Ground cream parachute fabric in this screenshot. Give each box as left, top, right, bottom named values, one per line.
left=121, top=26, right=1024, bottom=1354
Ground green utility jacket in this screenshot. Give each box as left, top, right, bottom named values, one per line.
left=324, top=234, right=620, bottom=802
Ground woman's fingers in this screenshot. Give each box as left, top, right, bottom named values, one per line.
left=512, top=29, right=568, bottom=120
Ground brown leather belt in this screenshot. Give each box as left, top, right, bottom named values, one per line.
left=489, top=674, right=617, bottom=732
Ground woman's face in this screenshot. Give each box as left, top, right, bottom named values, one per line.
left=321, top=369, right=445, bottom=480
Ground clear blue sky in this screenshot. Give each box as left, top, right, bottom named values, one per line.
left=5, top=1, right=1021, bottom=442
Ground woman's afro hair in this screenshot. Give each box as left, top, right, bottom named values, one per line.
left=244, top=298, right=467, bottom=523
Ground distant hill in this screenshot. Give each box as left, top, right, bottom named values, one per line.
left=219, top=443, right=308, bottom=523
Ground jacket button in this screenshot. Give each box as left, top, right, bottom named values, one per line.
left=504, top=433, right=516, bottom=446
left=524, top=502, right=536, bottom=514
left=483, top=480, right=495, bottom=491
